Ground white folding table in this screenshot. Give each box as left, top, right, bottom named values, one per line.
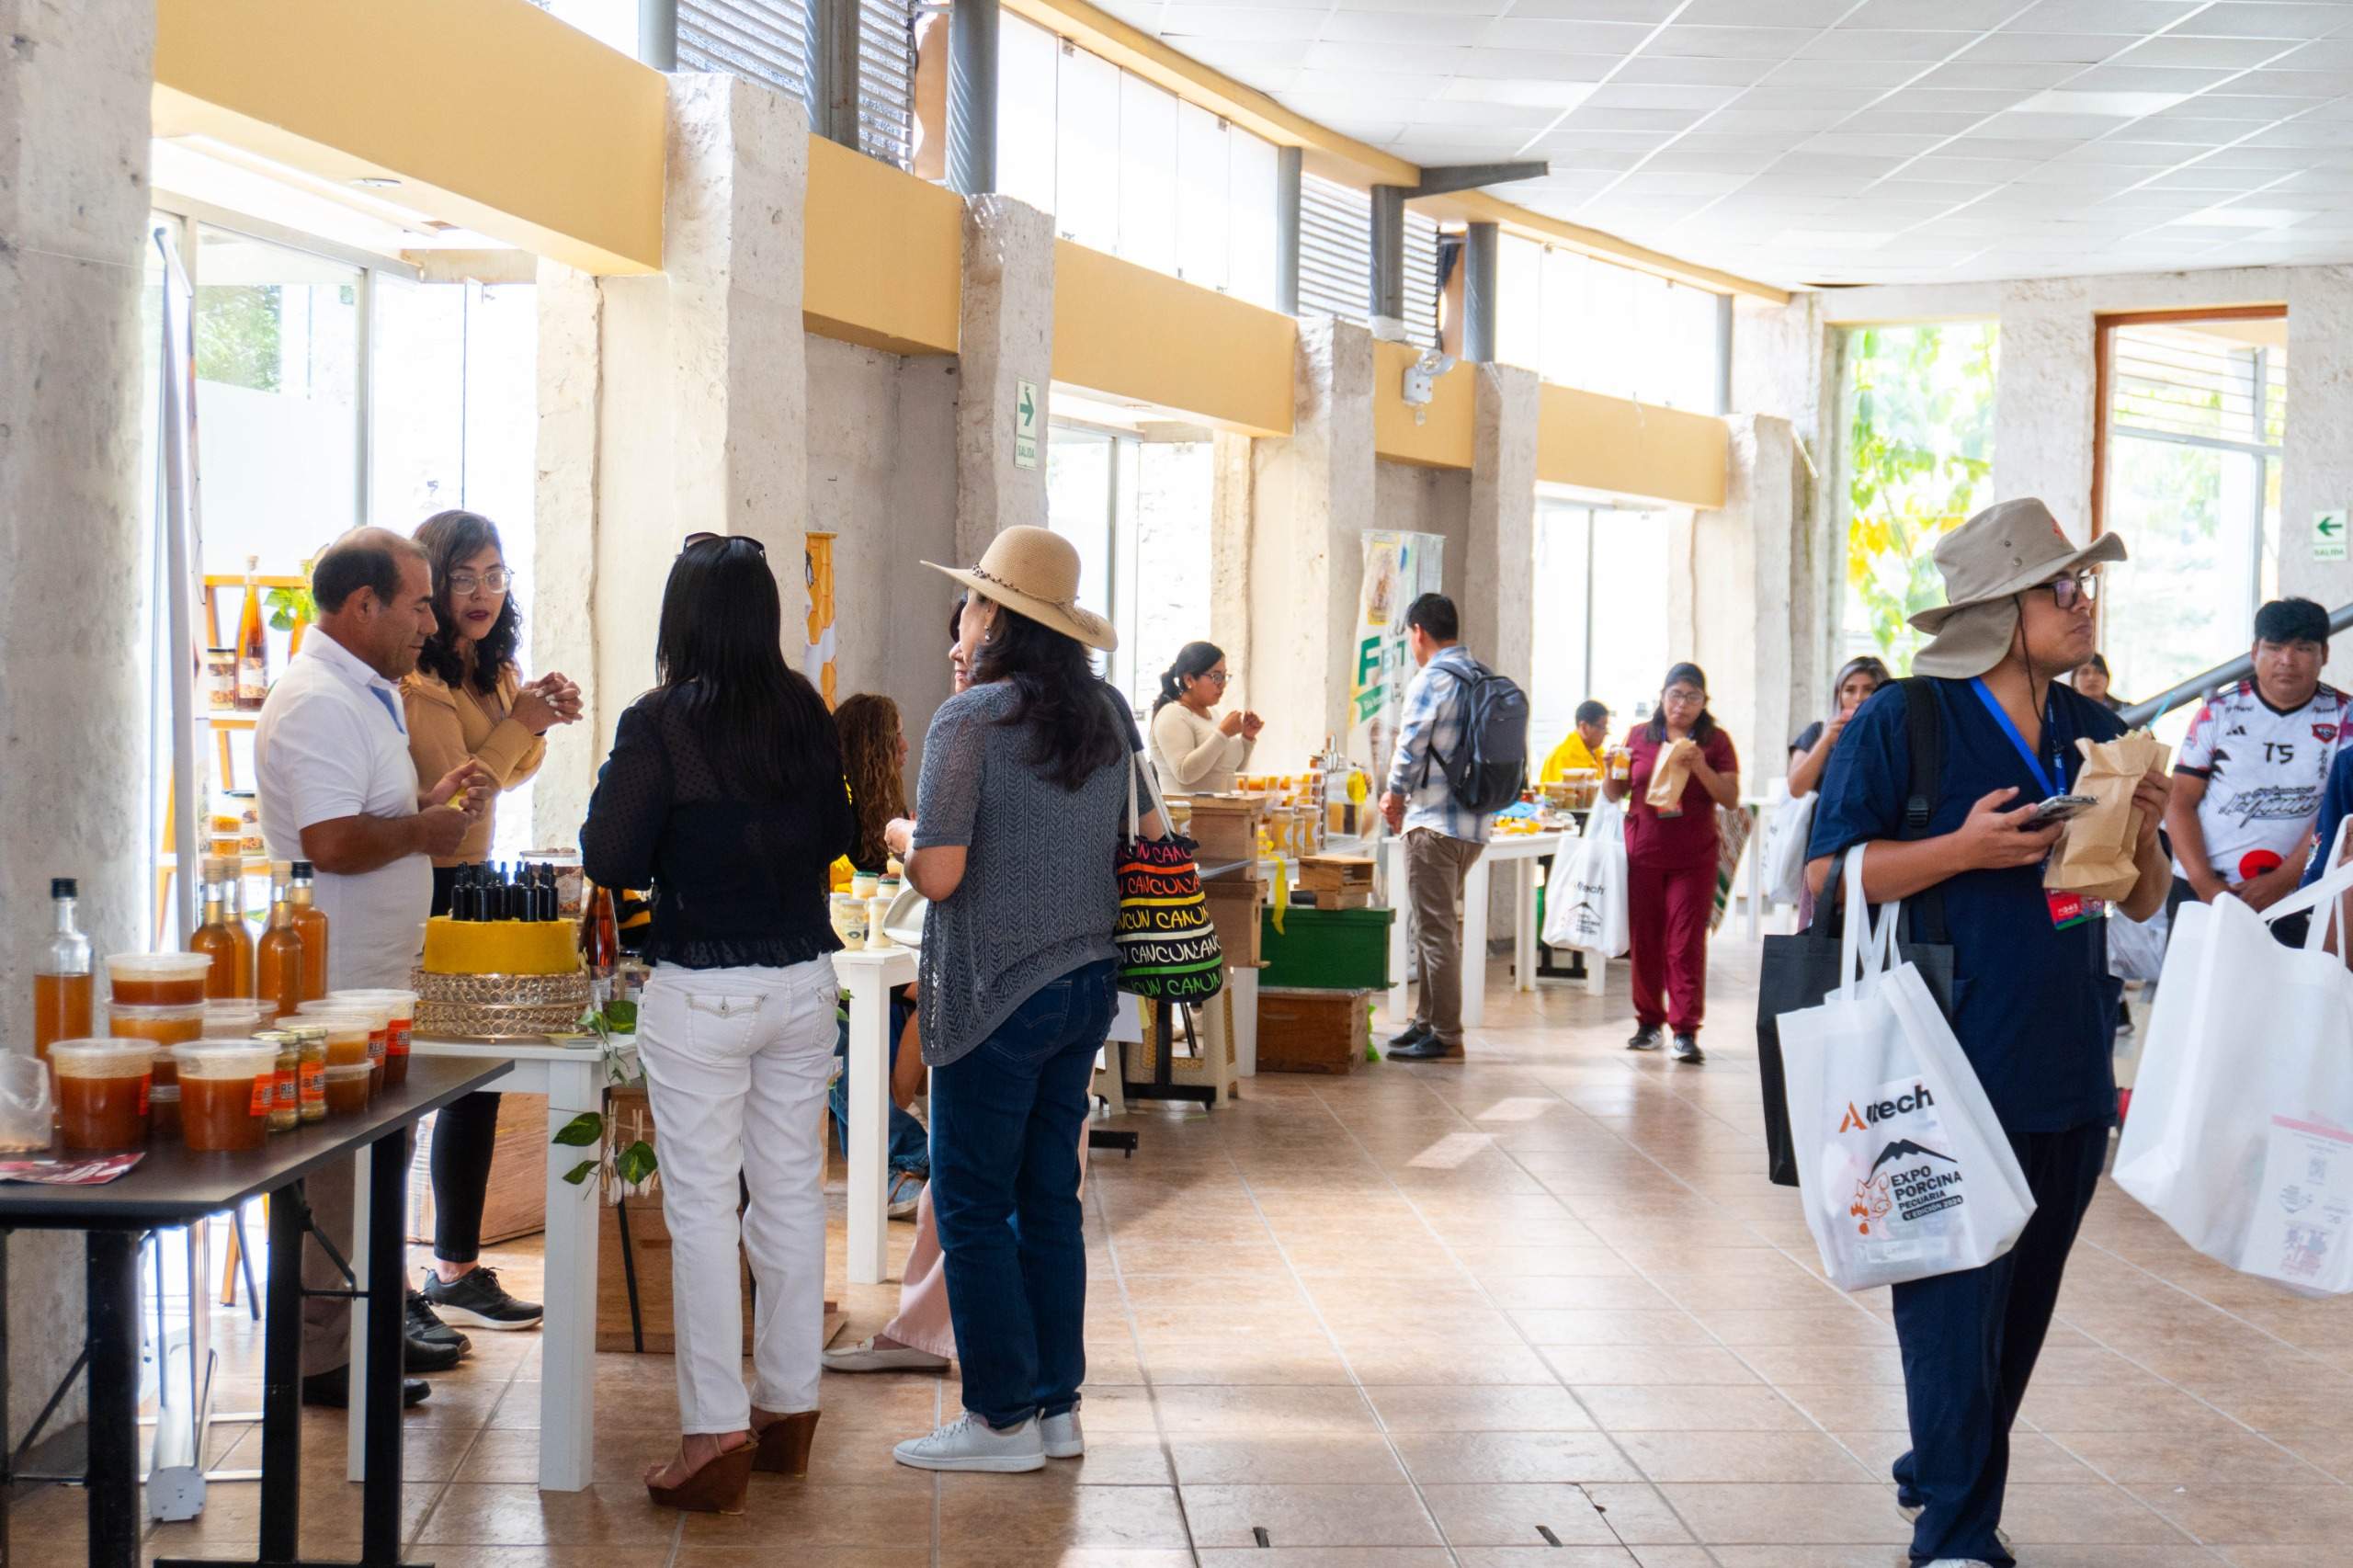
left=1383, top=829, right=1568, bottom=1028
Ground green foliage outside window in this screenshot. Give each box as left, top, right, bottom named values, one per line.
left=195, top=284, right=283, bottom=393
left=1839, top=324, right=1999, bottom=672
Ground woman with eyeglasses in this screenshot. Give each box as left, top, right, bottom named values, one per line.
left=1603, top=662, right=1740, bottom=1065
left=402, top=509, right=582, bottom=1342
left=1148, top=641, right=1262, bottom=796
left=581, top=533, right=855, bottom=1513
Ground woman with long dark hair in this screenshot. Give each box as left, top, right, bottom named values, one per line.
left=1148, top=639, right=1261, bottom=794
left=1602, top=662, right=1740, bottom=1064
left=581, top=533, right=854, bottom=1513
left=835, top=693, right=911, bottom=874
left=402, top=509, right=581, bottom=1342
left=877, top=527, right=1157, bottom=1475
left=1788, top=654, right=1890, bottom=800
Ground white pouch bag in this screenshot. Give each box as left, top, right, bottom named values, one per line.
left=1780, top=854, right=2038, bottom=1293
left=1543, top=801, right=1630, bottom=959
left=1764, top=782, right=1817, bottom=908
left=2115, top=822, right=2353, bottom=1295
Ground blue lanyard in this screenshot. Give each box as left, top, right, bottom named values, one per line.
left=1970, top=677, right=2062, bottom=798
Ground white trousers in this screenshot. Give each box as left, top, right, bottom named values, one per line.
left=637, top=957, right=838, bottom=1434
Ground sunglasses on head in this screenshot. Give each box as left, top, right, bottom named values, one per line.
left=680, top=532, right=767, bottom=557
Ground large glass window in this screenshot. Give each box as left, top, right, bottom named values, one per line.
left=1497, top=241, right=1722, bottom=411
left=1045, top=423, right=1214, bottom=715
left=1531, top=500, right=1677, bottom=749
left=1834, top=322, right=2000, bottom=672
left=2097, top=315, right=2285, bottom=726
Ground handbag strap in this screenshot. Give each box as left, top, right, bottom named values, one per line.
left=1836, top=850, right=1901, bottom=1003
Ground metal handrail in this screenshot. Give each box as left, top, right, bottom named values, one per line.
left=2116, top=601, right=2353, bottom=729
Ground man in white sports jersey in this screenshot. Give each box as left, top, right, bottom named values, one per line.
left=2166, top=598, right=2343, bottom=930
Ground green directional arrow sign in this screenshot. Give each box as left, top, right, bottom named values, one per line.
left=2319, top=510, right=2347, bottom=562
left=1014, top=377, right=1040, bottom=470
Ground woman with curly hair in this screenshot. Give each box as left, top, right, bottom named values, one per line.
left=835, top=693, right=911, bottom=874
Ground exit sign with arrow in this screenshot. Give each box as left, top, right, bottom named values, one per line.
left=1014, top=378, right=1040, bottom=470
left=2319, top=510, right=2347, bottom=562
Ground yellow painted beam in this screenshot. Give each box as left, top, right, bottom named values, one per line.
left=1537, top=384, right=1728, bottom=511
left=1051, top=242, right=1297, bottom=437
left=803, top=136, right=964, bottom=357
left=1003, top=0, right=1788, bottom=304
left=1371, top=341, right=1475, bottom=471
left=153, top=0, right=665, bottom=275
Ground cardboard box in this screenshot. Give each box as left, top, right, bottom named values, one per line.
left=1256, top=986, right=1370, bottom=1074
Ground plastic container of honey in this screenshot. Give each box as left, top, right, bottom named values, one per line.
left=110, top=1002, right=208, bottom=1086
left=49, top=1039, right=153, bottom=1151
left=201, top=1000, right=271, bottom=1039
left=171, top=1040, right=278, bottom=1153
left=303, top=998, right=387, bottom=1092
left=329, top=989, right=415, bottom=1089
left=323, top=1062, right=373, bottom=1119
left=292, top=1008, right=373, bottom=1070
left=107, top=953, right=214, bottom=1007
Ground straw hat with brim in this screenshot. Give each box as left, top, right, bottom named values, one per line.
left=1907, top=498, right=2127, bottom=679
left=924, top=525, right=1117, bottom=653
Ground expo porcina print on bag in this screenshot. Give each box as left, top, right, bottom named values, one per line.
left=2116, top=831, right=2353, bottom=1295
left=1779, top=856, right=2035, bottom=1293
left=1541, top=802, right=1629, bottom=959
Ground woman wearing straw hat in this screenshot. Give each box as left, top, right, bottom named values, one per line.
left=879, top=526, right=1163, bottom=1474
left=1804, top=499, right=2172, bottom=1568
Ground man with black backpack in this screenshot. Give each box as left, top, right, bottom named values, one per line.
left=1380, top=593, right=1529, bottom=1062
left=1804, top=501, right=2172, bottom=1568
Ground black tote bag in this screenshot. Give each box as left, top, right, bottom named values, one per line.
left=1755, top=679, right=1956, bottom=1188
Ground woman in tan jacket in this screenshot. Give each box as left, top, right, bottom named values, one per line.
left=401, top=508, right=582, bottom=1343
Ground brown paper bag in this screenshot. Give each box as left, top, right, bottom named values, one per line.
left=1646, top=738, right=1697, bottom=814
left=2045, top=729, right=2169, bottom=903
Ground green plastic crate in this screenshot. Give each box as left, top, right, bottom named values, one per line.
left=1257, top=905, right=1394, bottom=992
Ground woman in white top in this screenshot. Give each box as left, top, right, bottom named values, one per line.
left=1148, top=641, right=1262, bottom=795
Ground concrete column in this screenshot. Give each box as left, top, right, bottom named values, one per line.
left=1463, top=222, right=1499, bottom=365
left=1464, top=363, right=1539, bottom=686
left=2272, top=268, right=2353, bottom=634
left=1682, top=414, right=1801, bottom=778
left=956, top=193, right=1054, bottom=559
left=529, top=260, right=603, bottom=842
left=1732, top=291, right=1834, bottom=735
left=1248, top=316, right=1377, bottom=763
left=0, top=0, right=156, bottom=1442
left=536, top=72, right=811, bottom=768
left=1990, top=277, right=2097, bottom=538
left=1273, top=146, right=1302, bottom=317
left=947, top=0, right=998, bottom=197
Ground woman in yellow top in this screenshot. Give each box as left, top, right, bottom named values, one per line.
left=1540, top=700, right=1612, bottom=784
left=401, top=507, right=582, bottom=1343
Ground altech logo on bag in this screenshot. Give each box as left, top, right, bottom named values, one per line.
left=1563, top=873, right=1608, bottom=938
left=1839, top=1080, right=1964, bottom=1238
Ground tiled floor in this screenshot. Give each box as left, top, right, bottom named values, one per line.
left=11, top=936, right=2353, bottom=1565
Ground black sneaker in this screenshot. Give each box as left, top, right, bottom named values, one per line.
left=1671, top=1033, right=1705, bottom=1064
left=1387, top=1020, right=1433, bottom=1050
left=405, top=1291, right=472, bottom=1362
left=421, top=1265, right=544, bottom=1332
left=301, top=1366, right=430, bottom=1409
left=1626, top=1026, right=1663, bottom=1051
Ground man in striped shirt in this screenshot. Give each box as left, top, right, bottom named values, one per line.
left=1381, top=594, right=1498, bottom=1062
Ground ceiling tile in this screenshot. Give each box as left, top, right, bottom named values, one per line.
left=1797, top=131, right=1952, bottom=158
left=1475, top=18, right=1665, bottom=51
left=1840, top=0, right=2033, bottom=26
left=1647, top=26, right=1824, bottom=60
left=1582, top=82, right=1750, bottom=110
left=2190, top=91, right=2329, bottom=116
left=1154, top=6, right=1331, bottom=43
left=2111, top=34, right=2302, bottom=67
left=1734, top=85, right=1898, bottom=110
left=2173, top=3, right=2353, bottom=40
left=2268, top=40, right=2353, bottom=69
left=2052, top=139, right=2207, bottom=165
left=2059, top=63, right=2251, bottom=93
left=1796, top=28, right=1980, bottom=62
left=1845, top=110, right=1995, bottom=135
left=1951, top=31, right=2131, bottom=63
left=1320, top=12, right=1487, bottom=45
left=1557, top=106, right=1711, bottom=132
left=2233, top=69, right=2348, bottom=95
left=1607, top=54, right=1781, bottom=85
left=2007, top=3, right=2206, bottom=35
left=2241, top=119, right=2353, bottom=147
left=1702, top=108, right=1857, bottom=136
left=1507, top=0, right=1685, bottom=20
left=1907, top=62, right=2086, bottom=90
left=1447, top=50, right=1621, bottom=80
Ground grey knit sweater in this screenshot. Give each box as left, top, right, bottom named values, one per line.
left=912, top=679, right=1139, bottom=1068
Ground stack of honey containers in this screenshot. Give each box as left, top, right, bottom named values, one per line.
left=28, top=859, right=414, bottom=1159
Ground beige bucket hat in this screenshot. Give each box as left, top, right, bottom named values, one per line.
left=924, top=525, right=1117, bottom=652
left=1908, top=498, right=2126, bottom=678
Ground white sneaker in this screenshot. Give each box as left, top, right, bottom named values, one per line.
left=1040, top=1407, right=1084, bottom=1459
left=893, top=1410, right=1046, bottom=1472
left=823, top=1336, right=949, bottom=1373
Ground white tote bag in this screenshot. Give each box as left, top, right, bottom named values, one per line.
left=1780, top=855, right=2037, bottom=1293
left=1764, top=784, right=1817, bottom=908
left=2115, top=824, right=2353, bottom=1295
left=1543, top=801, right=1630, bottom=959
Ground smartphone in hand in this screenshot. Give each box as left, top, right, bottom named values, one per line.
left=2030, top=794, right=2097, bottom=824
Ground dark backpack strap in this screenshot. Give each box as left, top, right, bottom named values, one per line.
left=1897, top=676, right=1949, bottom=944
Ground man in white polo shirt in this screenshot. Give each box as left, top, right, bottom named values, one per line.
left=256, top=527, right=489, bottom=1409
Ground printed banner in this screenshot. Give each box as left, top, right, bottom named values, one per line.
left=804, top=531, right=837, bottom=707
left=1347, top=530, right=1446, bottom=790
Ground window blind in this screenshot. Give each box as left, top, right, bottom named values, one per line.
left=676, top=0, right=813, bottom=106
left=1299, top=174, right=1370, bottom=325
left=2110, top=324, right=2283, bottom=449
left=857, top=0, right=917, bottom=169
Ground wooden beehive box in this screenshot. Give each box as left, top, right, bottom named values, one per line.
left=1256, top=987, right=1370, bottom=1075
left=1294, top=854, right=1375, bottom=910
left=1202, top=870, right=1267, bottom=967
left=1183, top=792, right=1275, bottom=868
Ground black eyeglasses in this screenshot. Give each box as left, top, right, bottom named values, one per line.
left=681, top=532, right=766, bottom=557
left=2039, top=570, right=2100, bottom=611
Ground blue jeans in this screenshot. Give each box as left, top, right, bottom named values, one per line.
left=929, top=958, right=1115, bottom=1430
left=1892, top=1122, right=2108, bottom=1566
left=829, top=993, right=928, bottom=1180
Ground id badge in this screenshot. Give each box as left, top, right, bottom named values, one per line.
left=2047, top=890, right=2106, bottom=930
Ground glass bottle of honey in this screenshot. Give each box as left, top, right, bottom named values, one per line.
left=235, top=553, right=270, bottom=711
left=226, top=868, right=257, bottom=998
left=33, top=877, right=94, bottom=1063
left=190, top=858, right=248, bottom=999
left=256, top=878, right=305, bottom=1026
left=286, top=859, right=329, bottom=1001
